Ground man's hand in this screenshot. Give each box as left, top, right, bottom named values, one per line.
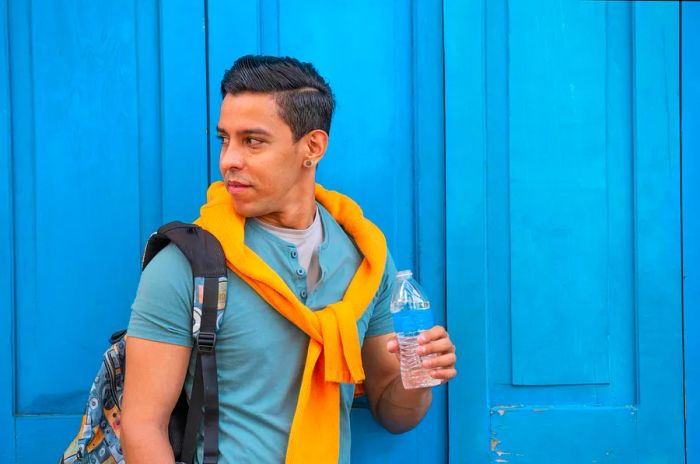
left=361, top=326, right=456, bottom=434
left=386, top=325, right=457, bottom=383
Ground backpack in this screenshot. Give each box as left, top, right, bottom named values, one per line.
left=59, top=221, right=228, bottom=464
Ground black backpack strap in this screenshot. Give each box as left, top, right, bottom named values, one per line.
left=143, top=221, right=226, bottom=464
left=143, top=221, right=227, bottom=277
left=181, top=275, right=221, bottom=464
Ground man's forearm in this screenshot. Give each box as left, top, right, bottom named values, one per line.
left=375, top=375, right=432, bottom=434
left=121, top=422, right=176, bottom=464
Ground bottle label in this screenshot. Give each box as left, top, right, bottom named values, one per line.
left=391, top=307, right=435, bottom=334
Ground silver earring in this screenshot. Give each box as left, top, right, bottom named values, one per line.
left=304, top=160, right=313, bottom=167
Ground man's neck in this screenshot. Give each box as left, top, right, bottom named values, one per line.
left=255, top=204, right=318, bottom=230
left=251, top=172, right=319, bottom=229
left=254, top=181, right=318, bottom=229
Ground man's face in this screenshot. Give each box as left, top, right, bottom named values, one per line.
left=217, top=92, right=307, bottom=223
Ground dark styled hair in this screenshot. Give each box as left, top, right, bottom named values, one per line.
left=220, top=55, right=336, bottom=141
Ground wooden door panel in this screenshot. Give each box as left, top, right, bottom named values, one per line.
left=2, top=1, right=208, bottom=461
left=446, top=1, right=684, bottom=462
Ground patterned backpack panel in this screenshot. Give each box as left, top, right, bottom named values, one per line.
left=60, top=332, right=126, bottom=464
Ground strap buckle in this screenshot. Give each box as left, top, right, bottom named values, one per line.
left=196, top=331, right=216, bottom=352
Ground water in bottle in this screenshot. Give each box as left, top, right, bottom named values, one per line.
left=390, top=270, right=441, bottom=389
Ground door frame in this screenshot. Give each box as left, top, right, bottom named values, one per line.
left=1, top=0, right=16, bottom=460
left=682, top=3, right=700, bottom=463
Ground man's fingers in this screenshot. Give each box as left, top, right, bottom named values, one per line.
left=417, top=337, right=455, bottom=356
left=417, top=325, right=447, bottom=344
left=422, top=353, right=456, bottom=369
left=429, top=367, right=457, bottom=381
left=410, top=325, right=458, bottom=384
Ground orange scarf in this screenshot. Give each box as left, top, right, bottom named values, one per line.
left=194, top=181, right=387, bottom=463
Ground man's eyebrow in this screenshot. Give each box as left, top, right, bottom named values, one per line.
left=215, top=127, right=272, bottom=137
left=236, top=128, right=272, bottom=137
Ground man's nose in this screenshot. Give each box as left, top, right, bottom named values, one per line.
left=220, top=144, right=245, bottom=171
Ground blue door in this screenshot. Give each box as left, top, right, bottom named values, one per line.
left=0, top=1, right=209, bottom=461
left=445, top=1, right=685, bottom=462
left=0, top=0, right=447, bottom=462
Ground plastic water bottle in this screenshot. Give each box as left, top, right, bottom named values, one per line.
left=390, top=270, right=441, bottom=389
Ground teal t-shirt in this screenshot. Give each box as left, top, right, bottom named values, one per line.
left=127, top=203, right=397, bottom=463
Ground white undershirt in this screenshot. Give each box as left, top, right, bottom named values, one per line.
left=253, top=207, right=324, bottom=294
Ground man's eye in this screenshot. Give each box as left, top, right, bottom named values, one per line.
left=245, top=137, right=263, bottom=147
left=217, top=135, right=229, bottom=144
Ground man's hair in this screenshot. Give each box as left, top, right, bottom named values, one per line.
left=220, top=55, right=336, bottom=141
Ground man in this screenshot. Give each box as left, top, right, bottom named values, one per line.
left=121, top=55, right=457, bottom=463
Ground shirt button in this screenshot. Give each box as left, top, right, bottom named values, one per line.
left=291, top=250, right=298, bottom=259
left=296, top=268, right=305, bottom=277
left=300, top=289, right=308, bottom=299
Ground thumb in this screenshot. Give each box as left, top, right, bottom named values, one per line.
left=386, top=337, right=399, bottom=354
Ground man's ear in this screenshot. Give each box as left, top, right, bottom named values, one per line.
left=303, top=129, right=329, bottom=165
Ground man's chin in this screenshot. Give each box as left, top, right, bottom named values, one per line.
left=230, top=199, right=260, bottom=218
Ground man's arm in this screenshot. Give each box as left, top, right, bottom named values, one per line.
left=361, top=326, right=457, bottom=434
left=121, top=336, right=191, bottom=463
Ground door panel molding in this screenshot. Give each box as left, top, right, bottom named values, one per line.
left=445, top=0, right=490, bottom=461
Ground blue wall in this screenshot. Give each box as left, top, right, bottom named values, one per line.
left=0, top=1, right=694, bottom=462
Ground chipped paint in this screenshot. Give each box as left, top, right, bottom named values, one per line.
left=532, top=408, right=547, bottom=412
left=492, top=404, right=520, bottom=416
left=491, top=437, right=512, bottom=463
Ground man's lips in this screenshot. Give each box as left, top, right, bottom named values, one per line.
left=226, top=180, right=252, bottom=195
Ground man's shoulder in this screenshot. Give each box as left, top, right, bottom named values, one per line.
left=136, top=242, right=194, bottom=301
left=143, top=242, right=192, bottom=277
left=129, top=242, right=196, bottom=346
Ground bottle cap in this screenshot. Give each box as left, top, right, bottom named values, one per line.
left=396, top=270, right=413, bottom=279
